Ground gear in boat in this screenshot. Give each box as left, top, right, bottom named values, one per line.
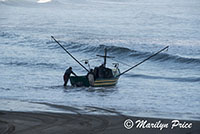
left=51, top=36, right=169, bottom=87
left=69, top=48, right=120, bottom=87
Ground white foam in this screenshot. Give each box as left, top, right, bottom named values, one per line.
left=37, top=0, right=51, bottom=3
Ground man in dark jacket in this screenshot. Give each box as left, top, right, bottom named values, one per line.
left=63, top=67, right=77, bottom=86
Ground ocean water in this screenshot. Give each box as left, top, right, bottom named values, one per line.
left=0, top=0, right=200, bottom=120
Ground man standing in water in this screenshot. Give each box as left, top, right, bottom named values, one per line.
left=63, top=67, right=77, bottom=86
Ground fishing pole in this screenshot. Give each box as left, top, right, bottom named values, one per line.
left=118, top=46, right=169, bottom=77
left=51, top=36, right=89, bottom=72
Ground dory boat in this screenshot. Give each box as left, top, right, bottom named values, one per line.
left=70, top=68, right=120, bottom=87
left=69, top=48, right=120, bottom=87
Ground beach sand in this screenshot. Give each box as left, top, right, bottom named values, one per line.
left=0, top=110, right=200, bottom=134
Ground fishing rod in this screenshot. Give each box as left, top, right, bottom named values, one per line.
left=118, top=46, right=169, bottom=77
left=51, top=36, right=89, bottom=72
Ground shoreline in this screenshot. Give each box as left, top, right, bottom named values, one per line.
left=0, top=99, right=199, bottom=121
left=0, top=110, right=200, bottom=134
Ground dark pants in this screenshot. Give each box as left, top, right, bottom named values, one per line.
left=63, top=74, right=70, bottom=86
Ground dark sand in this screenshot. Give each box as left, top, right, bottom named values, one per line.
left=0, top=110, right=200, bottom=134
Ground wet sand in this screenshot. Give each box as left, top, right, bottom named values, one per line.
left=0, top=110, right=200, bottom=134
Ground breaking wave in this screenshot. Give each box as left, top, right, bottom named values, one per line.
left=126, top=74, right=200, bottom=83
left=0, top=0, right=58, bottom=7
left=47, top=41, right=200, bottom=65
left=0, top=61, right=60, bottom=69
left=37, top=0, right=51, bottom=3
